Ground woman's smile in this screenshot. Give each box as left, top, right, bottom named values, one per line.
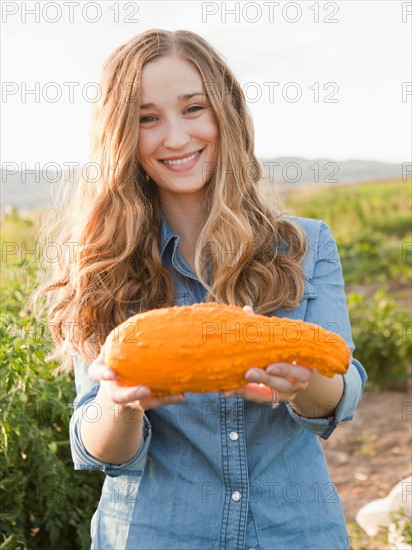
left=159, top=148, right=204, bottom=171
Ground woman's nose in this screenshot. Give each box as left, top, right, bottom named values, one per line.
left=162, top=117, right=191, bottom=150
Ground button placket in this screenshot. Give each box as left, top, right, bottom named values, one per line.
left=219, top=395, right=249, bottom=549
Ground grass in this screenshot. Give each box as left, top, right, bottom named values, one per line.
left=284, top=180, right=412, bottom=287
left=284, top=180, right=410, bottom=241
left=347, top=521, right=389, bottom=550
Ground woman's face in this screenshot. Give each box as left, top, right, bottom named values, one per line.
left=137, top=55, right=219, bottom=199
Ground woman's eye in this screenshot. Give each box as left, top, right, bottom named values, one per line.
left=186, top=105, right=205, bottom=114
left=139, top=105, right=206, bottom=124
left=139, top=115, right=156, bottom=124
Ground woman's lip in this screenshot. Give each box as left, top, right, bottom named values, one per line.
left=160, top=148, right=203, bottom=162
left=159, top=149, right=204, bottom=172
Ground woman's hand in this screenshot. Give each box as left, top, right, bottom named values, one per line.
left=222, top=305, right=313, bottom=406
left=88, top=347, right=186, bottom=411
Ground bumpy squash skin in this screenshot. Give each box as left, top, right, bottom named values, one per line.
left=104, top=302, right=351, bottom=396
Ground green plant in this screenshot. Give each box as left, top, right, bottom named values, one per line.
left=348, top=290, right=412, bottom=389
left=0, top=534, right=29, bottom=550
left=1, top=247, right=102, bottom=549
left=347, top=521, right=388, bottom=550
left=390, top=508, right=412, bottom=546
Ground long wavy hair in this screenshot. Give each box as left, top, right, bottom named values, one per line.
left=33, top=29, right=307, bottom=372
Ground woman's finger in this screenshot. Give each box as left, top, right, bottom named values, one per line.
left=99, top=378, right=186, bottom=409
left=100, top=380, right=152, bottom=403
left=245, top=366, right=311, bottom=392
left=88, top=362, right=116, bottom=381
left=243, top=305, right=255, bottom=315
left=88, top=348, right=186, bottom=408
left=139, top=393, right=186, bottom=410
left=265, top=362, right=313, bottom=383
left=86, top=346, right=110, bottom=379
left=223, top=383, right=273, bottom=404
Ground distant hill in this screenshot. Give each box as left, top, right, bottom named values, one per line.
left=0, top=158, right=406, bottom=213
left=258, top=157, right=405, bottom=187
left=1, top=168, right=77, bottom=214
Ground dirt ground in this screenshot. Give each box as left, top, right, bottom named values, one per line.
left=321, top=389, right=412, bottom=523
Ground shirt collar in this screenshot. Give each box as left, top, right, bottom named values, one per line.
left=158, top=209, right=180, bottom=259
left=158, top=209, right=290, bottom=260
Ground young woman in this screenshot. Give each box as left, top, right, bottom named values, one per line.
left=38, top=29, right=367, bottom=549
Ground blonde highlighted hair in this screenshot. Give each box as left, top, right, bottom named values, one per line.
left=33, top=29, right=307, bottom=372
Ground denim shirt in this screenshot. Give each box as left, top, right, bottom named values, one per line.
left=69, top=213, right=367, bottom=550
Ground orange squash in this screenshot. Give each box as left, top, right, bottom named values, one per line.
left=104, top=302, right=351, bottom=395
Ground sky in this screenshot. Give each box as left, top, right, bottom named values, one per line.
left=1, top=0, right=411, bottom=169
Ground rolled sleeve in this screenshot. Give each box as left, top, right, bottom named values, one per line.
left=286, top=220, right=367, bottom=439
left=69, top=355, right=152, bottom=477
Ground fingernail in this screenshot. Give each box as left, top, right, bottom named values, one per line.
left=133, top=388, right=150, bottom=399
left=246, top=369, right=261, bottom=381
left=103, top=370, right=116, bottom=380
left=266, top=365, right=281, bottom=375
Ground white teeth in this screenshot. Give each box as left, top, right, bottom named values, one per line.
left=162, top=150, right=201, bottom=166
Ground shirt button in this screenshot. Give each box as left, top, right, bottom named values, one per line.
left=232, top=491, right=241, bottom=502
left=229, top=431, right=239, bottom=441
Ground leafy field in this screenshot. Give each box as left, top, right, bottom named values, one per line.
left=285, top=180, right=412, bottom=390
left=1, top=180, right=411, bottom=549
left=285, top=180, right=411, bottom=286
left=1, top=210, right=103, bottom=549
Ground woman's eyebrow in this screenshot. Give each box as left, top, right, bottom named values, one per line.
left=140, top=92, right=206, bottom=110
